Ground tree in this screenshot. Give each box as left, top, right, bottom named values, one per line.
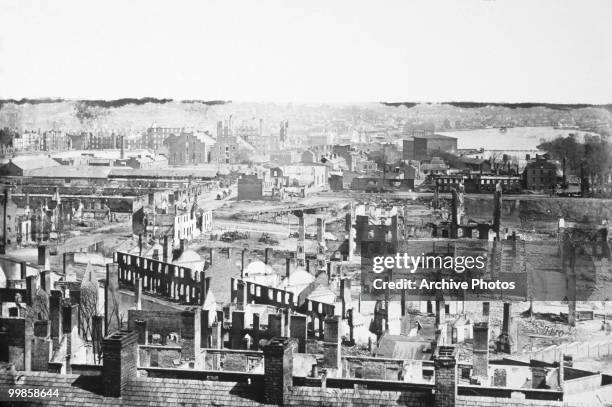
left=0, top=127, right=17, bottom=146
left=79, top=280, right=99, bottom=341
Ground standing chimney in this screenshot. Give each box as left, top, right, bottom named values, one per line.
left=162, top=235, right=170, bottom=263
left=297, top=214, right=305, bottom=267
left=472, top=322, right=489, bottom=379
left=434, top=354, right=457, bottom=407
left=37, top=245, right=50, bottom=269
left=2, top=188, right=9, bottom=252
left=496, top=302, right=512, bottom=353
left=322, top=316, right=341, bottom=374
left=450, top=188, right=459, bottom=238
left=241, top=249, right=246, bottom=278
left=264, top=247, right=271, bottom=264
left=285, top=257, right=291, bottom=279
left=102, top=331, right=138, bottom=397
left=263, top=337, right=297, bottom=405
left=493, top=183, right=502, bottom=240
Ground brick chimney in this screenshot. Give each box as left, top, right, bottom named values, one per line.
left=37, top=245, right=50, bottom=270
left=263, top=337, right=297, bottom=405
left=264, top=248, right=272, bottom=264
left=241, top=249, right=247, bottom=278
left=472, top=322, right=489, bottom=379
left=162, top=235, right=171, bottom=263
left=285, top=257, right=291, bottom=280
left=322, top=315, right=341, bottom=374
left=434, top=355, right=457, bottom=407
left=102, top=331, right=138, bottom=397
left=496, top=302, right=512, bottom=353
left=49, top=290, right=63, bottom=350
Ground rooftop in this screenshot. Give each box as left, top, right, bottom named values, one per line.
left=25, top=165, right=113, bottom=179
left=2, top=154, right=62, bottom=171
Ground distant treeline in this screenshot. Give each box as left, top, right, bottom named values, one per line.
left=0, top=98, right=229, bottom=109
left=382, top=101, right=612, bottom=111
left=0, top=98, right=65, bottom=108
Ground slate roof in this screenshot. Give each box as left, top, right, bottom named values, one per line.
left=109, top=167, right=218, bottom=179
left=0, top=370, right=436, bottom=406
left=3, top=155, right=62, bottom=171
left=26, top=166, right=113, bottom=179
left=0, top=371, right=270, bottom=406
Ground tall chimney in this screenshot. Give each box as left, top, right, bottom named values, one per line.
left=102, top=331, right=138, bottom=397
left=285, top=257, right=291, bottom=279
left=434, top=354, right=457, bottom=407
left=263, top=337, right=297, bottom=405
left=493, top=183, right=502, bottom=240
left=264, top=247, right=272, bottom=264
left=472, top=322, right=489, bottom=379
left=2, top=189, right=8, bottom=251
left=162, top=235, right=170, bottom=262
left=297, top=215, right=305, bottom=267
left=322, top=316, right=342, bottom=374
left=496, top=302, right=512, bottom=353
left=241, top=249, right=246, bottom=278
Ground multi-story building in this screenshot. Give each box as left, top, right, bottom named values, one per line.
left=124, top=133, right=143, bottom=150
left=279, top=120, right=289, bottom=144
left=211, top=117, right=255, bottom=164
left=164, top=132, right=209, bottom=166
left=403, top=133, right=457, bottom=160
left=144, top=125, right=182, bottom=151
left=42, top=130, right=68, bottom=151
left=88, top=131, right=121, bottom=150
left=234, top=118, right=263, bottom=147
left=522, top=155, right=559, bottom=191
left=13, top=130, right=42, bottom=151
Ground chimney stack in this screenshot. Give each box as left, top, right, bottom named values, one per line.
left=264, top=247, right=271, bottom=264
left=496, top=302, right=512, bottom=353
left=102, top=331, right=138, bottom=397
left=493, top=184, right=502, bottom=240
left=241, top=249, right=247, bottom=278
left=285, top=257, right=291, bottom=280
left=472, top=322, right=489, bottom=379
left=434, top=354, right=457, bottom=407
left=162, top=235, right=171, bottom=262
left=322, top=316, right=342, bottom=374
left=38, top=245, right=50, bottom=270
left=263, top=337, right=297, bottom=405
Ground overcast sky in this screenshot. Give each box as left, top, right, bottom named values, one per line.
left=0, top=0, right=610, bottom=103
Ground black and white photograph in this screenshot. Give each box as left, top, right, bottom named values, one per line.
left=0, top=0, right=612, bottom=406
